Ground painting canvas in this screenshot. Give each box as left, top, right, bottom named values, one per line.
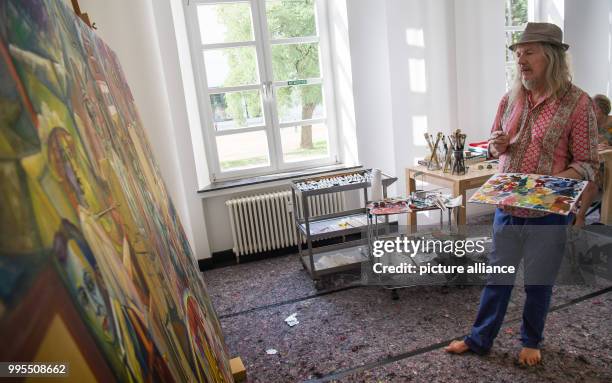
left=0, top=0, right=233, bottom=381
left=468, top=173, right=587, bottom=215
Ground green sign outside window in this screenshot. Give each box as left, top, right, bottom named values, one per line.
left=287, top=80, right=307, bottom=86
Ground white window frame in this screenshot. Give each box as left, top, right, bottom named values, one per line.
left=504, top=0, right=537, bottom=90
left=184, top=0, right=339, bottom=181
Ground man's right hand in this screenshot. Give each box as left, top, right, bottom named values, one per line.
left=488, top=130, right=509, bottom=157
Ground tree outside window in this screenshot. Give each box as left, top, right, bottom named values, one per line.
left=505, top=0, right=529, bottom=90
left=217, top=0, right=322, bottom=150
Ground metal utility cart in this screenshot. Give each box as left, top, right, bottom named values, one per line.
left=366, top=197, right=457, bottom=299
left=365, top=192, right=490, bottom=300
left=290, top=169, right=397, bottom=283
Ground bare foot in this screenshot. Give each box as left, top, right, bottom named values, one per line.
left=518, top=347, right=541, bottom=366
left=444, top=340, right=470, bottom=354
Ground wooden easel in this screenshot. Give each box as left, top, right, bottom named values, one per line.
left=71, top=0, right=95, bottom=29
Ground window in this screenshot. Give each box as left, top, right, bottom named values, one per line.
left=504, top=0, right=533, bottom=90
left=186, top=0, right=338, bottom=180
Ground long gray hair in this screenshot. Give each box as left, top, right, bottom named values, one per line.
left=509, top=43, right=572, bottom=104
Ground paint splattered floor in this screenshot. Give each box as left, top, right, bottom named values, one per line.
left=202, top=214, right=612, bottom=382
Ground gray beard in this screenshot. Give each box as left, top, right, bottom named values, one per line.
left=522, top=78, right=539, bottom=90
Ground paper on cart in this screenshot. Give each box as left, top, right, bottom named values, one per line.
left=445, top=195, right=463, bottom=208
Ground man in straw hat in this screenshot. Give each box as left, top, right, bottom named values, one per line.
left=445, top=23, right=599, bottom=365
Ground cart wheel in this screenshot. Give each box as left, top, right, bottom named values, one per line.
left=314, top=279, right=325, bottom=290
left=391, top=289, right=399, bottom=300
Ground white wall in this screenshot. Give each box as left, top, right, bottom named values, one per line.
left=385, top=0, right=460, bottom=190
left=346, top=0, right=396, bottom=177
left=565, top=0, right=612, bottom=97
left=346, top=0, right=499, bottom=223
left=538, top=0, right=565, bottom=26
left=346, top=0, right=506, bottom=181
left=346, top=0, right=462, bottom=195
left=452, top=0, right=506, bottom=218
left=454, top=0, right=506, bottom=139
left=79, top=0, right=211, bottom=259
left=328, top=0, right=360, bottom=167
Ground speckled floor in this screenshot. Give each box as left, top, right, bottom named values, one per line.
left=202, top=213, right=612, bottom=383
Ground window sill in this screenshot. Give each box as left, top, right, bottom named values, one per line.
left=197, top=164, right=362, bottom=198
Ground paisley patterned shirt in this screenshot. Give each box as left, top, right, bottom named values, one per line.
left=491, top=84, right=600, bottom=217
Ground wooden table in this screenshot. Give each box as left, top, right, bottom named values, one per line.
left=600, top=148, right=612, bottom=224
left=405, top=164, right=498, bottom=231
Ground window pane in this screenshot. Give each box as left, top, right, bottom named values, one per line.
left=197, top=3, right=254, bottom=44
left=505, top=31, right=522, bottom=61
left=505, top=0, right=528, bottom=27
left=210, top=90, right=264, bottom=131
left=280, top=123, right=329, bottom=163
left=266, top=0, right=317, bottom=39
left=204, top=47, right=259, bottom=88
left=276, top=84, right=324, bottom=123
left=271, top=43, right=320, bottom=81
left=217, top=131, right=270, bottom=171
left=505, top=64, right=517, bottom=90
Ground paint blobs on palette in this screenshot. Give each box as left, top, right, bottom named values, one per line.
left=469, top=173, right=587, bottom=215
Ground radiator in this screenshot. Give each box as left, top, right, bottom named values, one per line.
left=226, top=190, right=345, bottom=261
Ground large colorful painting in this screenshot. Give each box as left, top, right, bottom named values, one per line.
left=0, top=0, right=233, bottom=381
left=469, top=173, right=587, bottom=215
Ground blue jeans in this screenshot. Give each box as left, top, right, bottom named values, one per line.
left=464, top=209, right=573, bottom=354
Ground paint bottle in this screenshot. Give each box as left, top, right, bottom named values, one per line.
left=371, top=169, right=383, bottom=202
